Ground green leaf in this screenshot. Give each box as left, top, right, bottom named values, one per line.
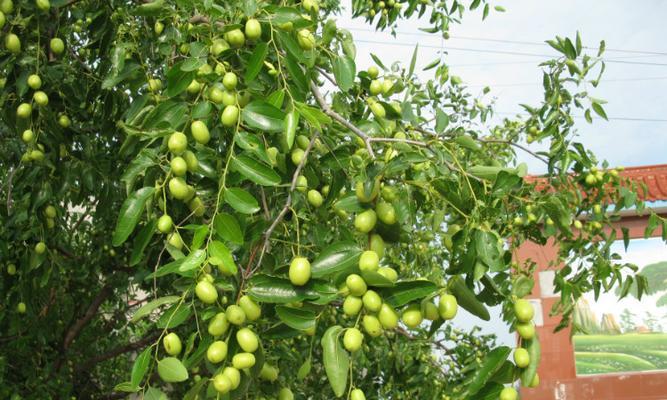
left=321, top=326, right=349, bottom=397
left=311, top=242, right=362, bottom=278
left=449, top=275, right=491, bottom=321
left=370, top=53, right=386, bottom=69
left=131, top=346, right=152, bottom=387
left=475, top=230, right=505, bottom=272
left=224, top=187, right=260, bottom=214
left=157, top=357, right=189, bottom=383
left=382, top=280, right=438, bottom=307
left=297, top=358, right=311, bottom=380
left=165, top=61, right=197, bottom=98
left=332, top=56, right=356, bottom=92
left=591, top=102, right=608, bottom=120
left=231, top=154, right=281, bottom=186
left=520, top=335, right=541, bottom=386
left=157, top=303, right=191, bottom=329
left=121, top=148, right=158, bottom=194
left=467, top=346, right=511, bottom=395
left=208, top=241, right=238, bottom=275
left=275, top=306, right=316, bottom=330
left=143, top=387, right=167, bottom=400
left=408, top=44, right=418, bottom=77
left=214, top=213, right=244, bottom=244
left=294, top=102, right=331, bottom=130
left=112, top=187, right=155, bottom=247
left=245, top=42, right=268, bottom=82
left=131, top=295, right=180, bottom=322
left=129, top=219, right=157, bottom=266
left=178, top=249, right=207, bottom=272
left=512, top=276, right=534, bottom=298
left=435, top=108, right=449, bottom=133
left=242, top=101, right=286, bottom=132
left=247, top=275, right=320, bottom=303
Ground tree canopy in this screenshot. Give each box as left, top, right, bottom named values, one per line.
left=1, top=0, right=665, bottom=399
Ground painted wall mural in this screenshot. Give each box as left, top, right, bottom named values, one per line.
left=573, top=237, right=667, bottom=376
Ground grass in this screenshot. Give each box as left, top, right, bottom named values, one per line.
left=573, top=333, right=667, bottom=375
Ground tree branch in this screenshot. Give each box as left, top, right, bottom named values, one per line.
left=76, top=331, right=159, bottom=372
left=63, top=284, right=113, bottom=350
left=481, top=138, right=551, bottom=166
left=310, top=81, right=376, bottom=159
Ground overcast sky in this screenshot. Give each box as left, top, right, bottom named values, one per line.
left=338, top=1, right=667, bottom=345
left=337, top=0, right=667, bottom=175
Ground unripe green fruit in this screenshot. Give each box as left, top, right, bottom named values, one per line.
left=22, top=129, right=35, bottom=143
left=297, top=29, right=315, bottom=50
left=221, top=105, right=239, bottom=127
left=170, top=156, right=188, bottom=176
left=221, top=90, right=237, bottom=106
left=351, top=389, right=366, bottom=400
left=359, top=250, right=379, bottom=272
left=346, top=274, right=367, bottom=296
left=209, top=87, right=225, bottom=104
left=148, top=78, right=162, bottom=92
left=5, top=33, right=20, bottom=54
left=289, top=257, right=311, bottom=286
left=529, top=373, right=540, bottom=388
left=369, top=234, right=385, bottom=258
left=186, top=80, right=201, bottom=94
left=213, top=374, right=232, bottom=394
left=422, top=302, right=439, bottom=321
left=35, top=242, right=47, bottom=254
left=370, top=102, right=386, bottom=118
left=30, top=150, right=45, bottom=161
left=7, top=263, right=17, bottom=275
left=17, top=302, right=26, bottom=314
left=232, top=352, right=256, bottom=369
left=377, top=267, right=397, bottom=283
left=195, top=280, right=218, bottom=304
left=157, top=215, right=173, bottom=233
left=514, top=347, right=530, bottom=368
left=354, top=209, right=377, bottom=233
left=0, top=0, right=12, bottom=14
left=355, top=180, right=380, bottom=202
left=17, top=103, right=32, bottom=119
left=188, top=197, right=205, bottom=217
left=58, top=115, right=71, bottom=128
left=223, top=367, right=241, bottom=389
left=307, top=189, right=323, bottom=207
left=222, top=72, right=238, bottom=90
left=296, top=134, right=310, bottom=150
left=154, top=21, right=164, bottom=35
left=236, top=327, right=259, bottom=352
left=36, top=0, right=50, bottom=11
left=296, top=175, right=308, bottom=192
left=167, top=231, right=183, bottom=249
left=369, top=79, right=382, bottom=95
left=376, top=201, right=396, bottom=225
left=378, top=303, right=399, bottom=329
left=362, top=315, right=383, bottom=337
left=184, top=150, right=198, bottom=172
left=50, top=38, right=65, bottom=54
left=27, top=74, right=42, bottom=90
left=259, top=364, right=278, bottom=381
left=291, top=148, right=305, bottom=165
left=43, top=205, right=56, bottom=219
left=514, top=299, right=534, bottom=322
left=278, top=388, right=294, bottom=400
left=225, top=29, right=245, bottom=48
left=168, top=132, right=188, bottom=155
left=302, top=0, right=319, bottom=12
left=402, top=305, right=423, bottom=328
left=163, top=332, right=182, bottom=355
left=362, top=290, right=382, bottom=312
left=208, top=312, right=230, bottom=336
left=499, top=387, right=518, bottom=400
left=190, top=121, right=210, bottom=144
left=207, top=340, right=228, bottom=363
left=343, top=328, right=363, bottom=352
left=516, top=322, right=535, bottom=340
left=226, top=304, right=246, bottom=325
left=211, top=39, right=230, bottom=55
left=343, top=295, right=363, bottom=316
left=438, top=294, right=458, bottom=320
left=46, top=218, right=55, bottom=229
left=245, top=18, right=262, bottom=40
left=368, top=66, right=379, bottom=79
left=168, top=177, right=189, bottom=200
left=239, top=295, right=261, bottom=321
left=381, top=186, right=397, bottom=202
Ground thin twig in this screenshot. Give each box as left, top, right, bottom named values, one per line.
left=75, top=331, right=159, bottom=371
left=315, top=66, right=337, bottom=86
left=310, top=81, right=376, bottom=158
left=5, top=167, right=16, bottom=212
left=260, top=187, right=270, bottom=220
left=481, top=138, right=551, bottom=166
